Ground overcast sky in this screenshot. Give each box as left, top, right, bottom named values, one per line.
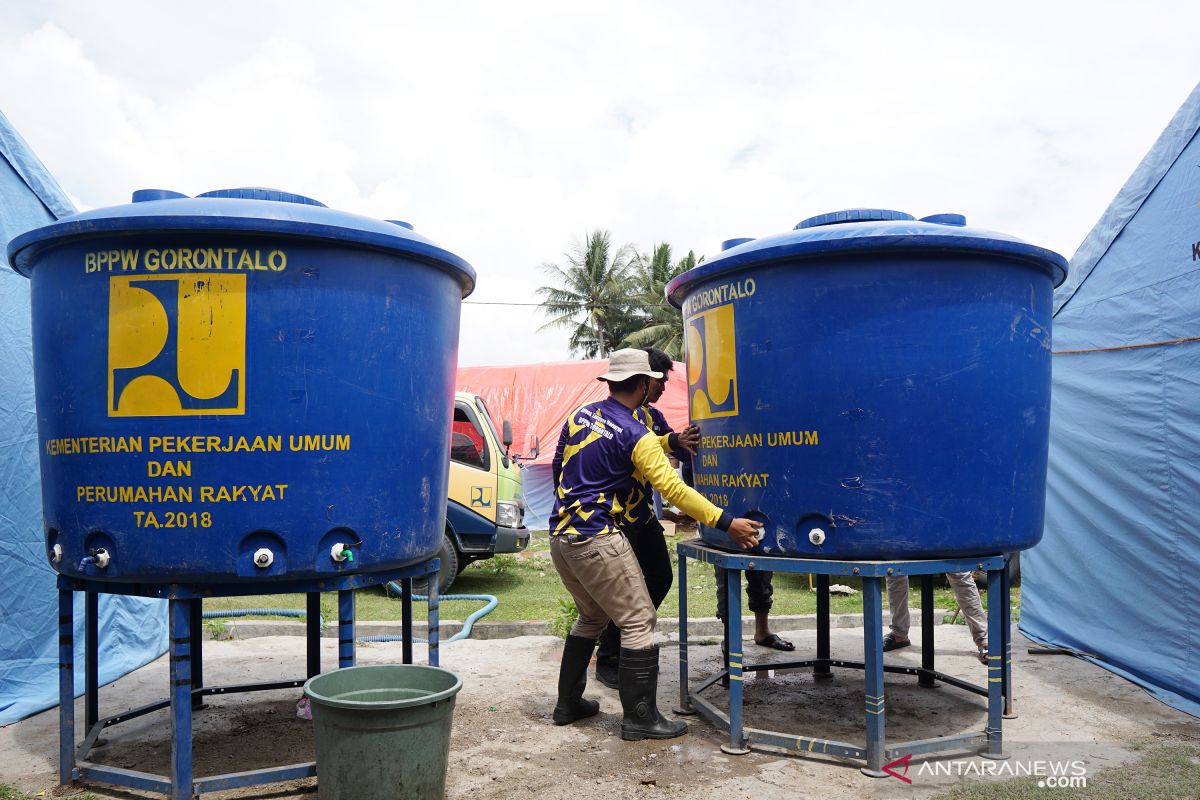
left=3, top=2, right=1198, bottom=366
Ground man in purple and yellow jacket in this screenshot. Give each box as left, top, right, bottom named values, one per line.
left=584, top=347, right=695, bottom=689
left=548, top=348, right=761, bottom=741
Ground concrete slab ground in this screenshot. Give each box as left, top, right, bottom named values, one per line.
left=0, top=623, right=1195, bottom=799
left=216, top=609, right=952, bottom=641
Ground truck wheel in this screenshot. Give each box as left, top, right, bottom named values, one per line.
left=414, top=532, right=459, bottom=596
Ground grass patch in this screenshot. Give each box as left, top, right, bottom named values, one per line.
left=547, top=598, right=579, bottom=639
left=206, top=531, right=1020, bottom=625
left=931, top=743, right=1200, bottom=799
left=0, top=786, right=101, bottom=800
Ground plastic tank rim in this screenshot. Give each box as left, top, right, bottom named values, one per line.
left=7, top=201, right=476, bottom=297
left=666, top=226, right=1068, bottom=308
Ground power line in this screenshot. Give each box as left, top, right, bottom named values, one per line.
left=464, top=300, right=677, bottom=308
left=463, top=301, right=545, bottom=306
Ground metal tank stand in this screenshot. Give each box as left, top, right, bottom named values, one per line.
left=56, top=558, right=440, bottom=800
left=675, top=541, right=1013, bottom=776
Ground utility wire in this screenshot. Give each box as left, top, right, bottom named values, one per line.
left=464, top=300, right=676, bottom=308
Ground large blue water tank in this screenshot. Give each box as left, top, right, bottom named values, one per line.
left=8, top=188, right=475, bottom=584
left=667, top=210, right=1068, bottom=559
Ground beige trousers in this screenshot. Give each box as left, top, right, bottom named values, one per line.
left=887, top=572, right=987, bottom=646
left=550, top=533, right=656, bottom=650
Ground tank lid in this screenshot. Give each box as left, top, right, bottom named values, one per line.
left=666, top=208, right=1068, bottom=308
left=796, top=209, right=914, bottom=229
left=7, top=188, right=475, bottom=296
left=721, top=237, right=754, bottom=251
left=131, top=189, right=188, bottom=202
left=919, top=213, right=967, bottom=227
left=195, top=187, right=326, bottom=206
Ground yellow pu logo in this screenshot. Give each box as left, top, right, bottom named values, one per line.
left=686, top=304, right=738, bottom=419
left=470, top=486, right=493, bottom=508
left=108, top=275, right=246, bottom=416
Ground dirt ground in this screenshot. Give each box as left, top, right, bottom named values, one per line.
left=1, top=624, right=1196, bottom=800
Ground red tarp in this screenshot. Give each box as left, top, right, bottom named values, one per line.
left=456, top=359, right=689, bottom=465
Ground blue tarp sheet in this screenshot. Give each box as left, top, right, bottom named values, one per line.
left=0, top=110, right=166, bottom=725
left=1022, top=82, right=1200, bottom=718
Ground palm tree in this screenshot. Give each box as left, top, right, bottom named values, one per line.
left=537, top=230, right=637, bottom=358
left=620, top=246, right=701, bottom=359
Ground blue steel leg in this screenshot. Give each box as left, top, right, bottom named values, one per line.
left=1002, top=557, right=1016, bottom=719
left=980, top=567, right=1009, bottom=759
left=814, top=574, right=832, bottom=681
left=674, top=550, right=696, bottom=714
left=426, top=559, right=440, bottom=667
left=338, top=590, right=356, bottom=668
left=720, top=567, right=750, bottom=755
left=59, top=588, right=75, bottom=786
left=168, top=599, right=194, bottom=800
left=85, top=591, right=100, bottom=728
left=190, top=599, right=204, bottom=710
left=860, top=576, right=887, bottom=777
left=919, top=575, right=938, bottom=688
left=401, top=578, right=414, bottom=665
left=306, top=593, right=321, bottom=678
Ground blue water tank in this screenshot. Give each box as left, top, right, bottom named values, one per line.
left=667, top=210, right=1068, bottom=559
left=8, top=188, right=475, bottom=584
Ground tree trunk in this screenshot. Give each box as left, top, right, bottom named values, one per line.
left=593, top=307, right=606, bottom=356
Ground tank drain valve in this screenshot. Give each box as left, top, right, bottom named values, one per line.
left=808, top=528, right=827, bottom=547
left=50, top=544, right=63, bottom=564
left=78, top=548, right=111, bottom=570
left=253, top=548, right=275, bottom=568
left=330, top=542, right=358, bottom=563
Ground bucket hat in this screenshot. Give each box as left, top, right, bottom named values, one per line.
left=597, top=348, right=664, bottom=382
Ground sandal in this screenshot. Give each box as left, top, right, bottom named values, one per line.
left=882, top=633, right=911, bottom=652
left=754, top=633, right=795, bottom=651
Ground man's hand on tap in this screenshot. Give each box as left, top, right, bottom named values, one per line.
left=727, top=517, right=764, bottom=549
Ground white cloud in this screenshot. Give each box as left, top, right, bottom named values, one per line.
left=2, top=1, right=1199, bottom=365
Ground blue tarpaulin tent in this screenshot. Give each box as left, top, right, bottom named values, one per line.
left=0, top=110, right=166, bottom=725
left=1022, top=83, right=1200, bottom=718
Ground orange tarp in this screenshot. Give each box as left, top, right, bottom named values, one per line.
left=456, top=359, right=689, bottom=464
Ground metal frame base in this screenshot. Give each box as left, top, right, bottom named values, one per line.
left=58, top=558, right=441, bottom=799
left=676, top=542, right=1014, bottom=775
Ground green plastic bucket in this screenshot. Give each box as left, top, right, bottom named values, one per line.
left=304, top=665, right=463, bottom=800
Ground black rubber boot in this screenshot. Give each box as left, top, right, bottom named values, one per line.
left=595, top=657, right=620, bottom=690
left=618, top=646, right=688, bottom=741
left=720, top=640, right=730, bottom=688
left=552, top=635, right=600, bottom=725
left=595, top=623, right=621, bottom=689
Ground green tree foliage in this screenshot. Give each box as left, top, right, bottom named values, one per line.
left=536, top=230, right=638, bottom=358
left=620, top=245, right=702, bottom=359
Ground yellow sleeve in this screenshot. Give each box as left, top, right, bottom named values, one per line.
left=657, top=433, right=673, bottom=453
left=631, top=432, right=728, bottom=530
